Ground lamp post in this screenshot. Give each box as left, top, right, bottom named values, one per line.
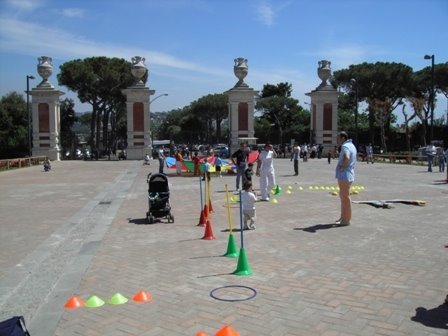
left=350, top=78, right=359, bottom=148
left=424, top=54, right=435, bottom=143
left=26, top=75, right=35, bottom=157
left=149, top=93, right=168, bottom=154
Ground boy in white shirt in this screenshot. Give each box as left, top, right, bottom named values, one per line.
left=242, top=182, right=257, bottom=230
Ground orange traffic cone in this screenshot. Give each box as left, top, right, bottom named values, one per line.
left=202, top=218, right=216, bottom=240
left=133, top=290, right=152, bottom=303
left=64, top=295, right=85, bottom=309
left=208, top=197, right=214, bottom=213
left=203, top=203, right=209, bottom=220
left=196, top=332, right=208, bottom=336
left=197, top=208, right=206, bottom=227
left=215, top=325, right=240, bottom=336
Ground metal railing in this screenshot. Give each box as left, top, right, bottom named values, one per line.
left=0, top=156, right=48, bottom=171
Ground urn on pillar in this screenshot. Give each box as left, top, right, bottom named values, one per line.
left=37, top=56, right=53, bottom=88
left=317, top=60, right=332, bottom=88
left=234, top=57, right=248, bottom=87
left=131, top=56, right=147, bottom=86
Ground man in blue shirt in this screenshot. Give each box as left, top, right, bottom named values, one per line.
left=335, top=131, right=357, bottom=226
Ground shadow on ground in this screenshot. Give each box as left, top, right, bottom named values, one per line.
left=411, top=304, right=448, bottom=329
left=294, top=223, right=346, bottom=233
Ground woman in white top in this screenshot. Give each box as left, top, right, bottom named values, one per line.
left=256, top=143, right=277, bottom=201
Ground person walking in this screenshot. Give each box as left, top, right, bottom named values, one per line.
left=425, top=144, right=436, bottom=172
left=158, top=147, right=166, bottom=174
left=290, top=143, right=301, bottom=176
left=335, top=131, right=357, bottom=226
left=231, top=143, right=249, bottom=190
left=241, top=182, right=257, bottom=230
left=256, top=143, right=277, bottom=202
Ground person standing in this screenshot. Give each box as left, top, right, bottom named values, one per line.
left=158, top=147, right=166, bottom=174
left=241, top=182, right=257, bottom=230
left=256, top=143, right=277, bottom=202
left=290, top=143, right=301, bottom=176
left=174, top=150, right=183, bottom=176
left=231, top=143, right=249, bottom=190
left=366, top=143, right=374, bottom=164
left=425, top=144, right=436, bottom=172
left=192, top=152, right=201, bottom=176
left=214, top=154, right=223, bottom=177
left=335, top=131, right=357, bottom=226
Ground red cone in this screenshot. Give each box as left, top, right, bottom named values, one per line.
left=202, top=219, right=216, bottom=240
left=197, top=209, right=206, bottom=227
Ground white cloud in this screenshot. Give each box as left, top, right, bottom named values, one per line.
left=256, top=2, right=275, bottom=26
left=61, top=8, right=85, bottom=18
left=0, top=17, right=228, bottom=77
left=5, top=0, right=45, bottom=11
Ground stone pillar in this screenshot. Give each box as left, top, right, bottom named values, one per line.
left=226, top=58, right=259, bottom=155
left=122, top=56, right=154, bottom=160
left=30, top=56, right=64, bottom=161
left=306, top=60, right=339, bottom=153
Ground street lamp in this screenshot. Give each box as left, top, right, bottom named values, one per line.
left=350, top=78, right=359, bottom=147
left=424, top=54, right=435, bottom=143
left=26, top=75, right=35, bottom=157
left=149, top=93, right=168, bottom=154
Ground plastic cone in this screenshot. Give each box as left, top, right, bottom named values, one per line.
left=274, top=185, right=282, bottom=195
left=85, top=295, right=105, bottom=308
left=202, top=219, right=216, bottom=240
left=64, top=295, right=85, bottom=309
left=203, top=204, right=209, bottom=219
left=108, top=292, right=128, bottom=305
left=208, top=198, right=214, bottom=213
left=233, top=247, right=252, bottom=275
left=272, top=198, right=278, bottom=204
left=215, top=325, right=240, bottom=336
left=196, top=332, right=208, bottom=336
left=286, top=190, right=292, bottom=194
left=223, top=233, right=239, bottom=258
left=197, top=209, right=206, bottom=227
left=288, top=185, right=292, bottom=190
left=133, top=290, right=152, bottom=302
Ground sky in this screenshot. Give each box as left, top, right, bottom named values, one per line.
left=0, top=0, right=447, bottom=123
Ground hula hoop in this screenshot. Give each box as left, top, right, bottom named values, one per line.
left=210, top=285, right=257, bottom=302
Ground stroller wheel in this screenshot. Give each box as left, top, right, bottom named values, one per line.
left=168, top=214, right=174, bottom=223
left=148, top=215, right=155, bottom=224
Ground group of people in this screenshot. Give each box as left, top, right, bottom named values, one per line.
left=234, top=132, right=358, bottom=230
left=425, top=144, right=447, bottom=173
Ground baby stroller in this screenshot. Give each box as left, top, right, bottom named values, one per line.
left=146, top=173, right=174, bottom=224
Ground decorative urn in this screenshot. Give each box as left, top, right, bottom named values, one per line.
left=317, top=60, right=332, bottom=87
left=37, top=56, right=53, bottom=88
left=234, top=57, right=248, bottom=87
left=131, top=56, right=147, bottom=86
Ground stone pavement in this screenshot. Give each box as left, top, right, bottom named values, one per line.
left=0, top=157, right=447, bottom=336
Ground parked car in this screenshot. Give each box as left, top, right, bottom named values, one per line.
left=213, top=145, right=229, bottom=158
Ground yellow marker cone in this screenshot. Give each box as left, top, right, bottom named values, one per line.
left=286, top=190, right=292, bottom=194
left=272, top=198, right=278, bottom=204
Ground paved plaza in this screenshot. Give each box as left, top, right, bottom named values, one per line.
left=0, top=157, right=447, bottom=336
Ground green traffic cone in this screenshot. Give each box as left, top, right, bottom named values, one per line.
left=233, top=247, right=252, bottom=275
left=85, top=295, right=105, bottom=308
left=108, top=292, right=128, bottom=305
left=274, top=185, right=282, bottom=195
left=224, top=233, right=239, bottom=258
